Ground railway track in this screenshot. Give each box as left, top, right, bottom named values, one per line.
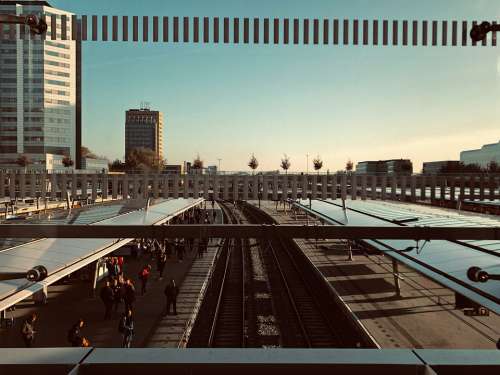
left=187, top=201, right=248, bottom=347
left=188, top=200, right=375, bottom=348
left=241, top=202, right=375, bottom=348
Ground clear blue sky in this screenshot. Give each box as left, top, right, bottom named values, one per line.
left=51, top=0, right=500, bottom=171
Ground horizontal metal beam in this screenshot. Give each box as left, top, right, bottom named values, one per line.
left=0, top=225, right=498, bottom=240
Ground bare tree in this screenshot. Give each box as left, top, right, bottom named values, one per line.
left=16, top=154, right=30, bottom=172
left=313, top=156, right=323, bottom=174
left=280, top=154, right=291, bottom=175
left=248, top=153, right=259, bottom=174
left=346, top=159, right=354, bottom=172
left=62, top=155, right=74, bottom=168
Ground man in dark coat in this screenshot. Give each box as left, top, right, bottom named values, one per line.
left=124, top=278, right=136, bottom=312
left=164, top=279, right=179, bottom=316
left=156, top=252, right=167, bottom=280
left=100, top=280, right=114, bottom=320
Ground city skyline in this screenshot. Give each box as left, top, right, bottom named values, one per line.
left=47, top=0, right=499, bottom=171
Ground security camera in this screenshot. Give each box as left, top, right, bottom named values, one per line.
left=470, top=21, right=500, bottom=43
left=467, top=266, right=489, bottom=282
left=25, top=14, right=47, bottom=35
left=467, top=266, right=500, bottom=283
left=470, top=22, right=491, bottom=42
left=0, top=13, right=47, bottom=35
left=26, top=265, right=48, bottom=282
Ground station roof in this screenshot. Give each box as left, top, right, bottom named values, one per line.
left=0, top=198, right=203, bottom=311
left=294, top=199, right=500, bottom=314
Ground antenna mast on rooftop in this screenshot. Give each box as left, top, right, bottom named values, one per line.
left=140, top=101, right=151, bottom=111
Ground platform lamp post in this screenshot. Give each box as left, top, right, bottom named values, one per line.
left=0, top=14, right=48, bottom=35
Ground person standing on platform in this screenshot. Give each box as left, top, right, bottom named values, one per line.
left=164, top=279, right=179, bottom=316
left=119, top=309, right=134, bottom=348
left=177, top=240, right=185, bottom=262
left=138, top=265, right=151, bottom=295
left=157, top=252, right=167, bottom=280
left=67, top=319, right=86, bottom=347
left=100, top=280, right=114, bottom=320
left=124, top=278, right=136, bottom=312
left=112, top=278, right=123, bottom=316
left=20, top=313, right=37, bottom=347
left=117, top=256, right=124, bottom=275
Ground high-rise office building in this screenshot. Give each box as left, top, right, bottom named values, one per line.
left=125, top=107, right=164, bottom=162
left=0, top=0, right=82, bottom=170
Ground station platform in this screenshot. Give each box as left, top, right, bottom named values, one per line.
left=254, top=201, right=500, bottom=349
left=0, top=200, right=224, bottom=348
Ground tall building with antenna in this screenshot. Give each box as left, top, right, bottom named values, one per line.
left=125, top=103, right=164, bottom=162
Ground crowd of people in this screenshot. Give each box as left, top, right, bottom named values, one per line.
left=19, top=206, right=215, bottom=349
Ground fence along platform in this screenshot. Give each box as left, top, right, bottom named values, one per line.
left=1, top=172, right=499, bottom=203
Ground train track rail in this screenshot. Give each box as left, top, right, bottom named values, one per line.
left=188, top=200, right=375, bottom=348
left=241, top=202, right=376, bottom=348
left=188, top=201, right=247, bottom=347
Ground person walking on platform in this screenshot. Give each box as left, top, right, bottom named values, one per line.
left=164, top=279, right=179, bottom=316
left=138, top=264, right=152, bottom=295
left=21, top=313, right=37, bottom=347
left=124, top=278, right=136, bottom=312
left=100, top=280, right=115, bottom=320
left=112, top=278, right=123, bottom=315
left=177, top=240, right=185, bottom=262
left=118, top=309, right=134, bottom=348
left=157, top=252, right=167, bottom=280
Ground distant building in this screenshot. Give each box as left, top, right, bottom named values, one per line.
left=422, top=161, right=460, bottom=174
left=183, top=161, right=192, bottom=175
left=206, top=165, right=217, bottom=174
left=460, top=141, right=500, bottom=168
left=0, top=0, right=82, bottom=169
left=386, top=159, right=413, bottom=175
left=355, top=159, right=412, bottom=175
left=125, top=107, right=164, bottom=162
left=355, top=161, right=386, bottom=174
left=82, top=157, right=108, bottom=172
left=165, top=164, right=182, bottom=174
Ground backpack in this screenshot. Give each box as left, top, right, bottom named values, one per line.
left=118, top=316, right=125, bottom=334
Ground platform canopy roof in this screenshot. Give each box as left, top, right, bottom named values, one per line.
left=0, top=198, right=203, bottom=311
left=294, top=199, right=500, bottom=314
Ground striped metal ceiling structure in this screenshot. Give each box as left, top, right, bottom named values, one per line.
left=1, top=15, right=498, bottom=47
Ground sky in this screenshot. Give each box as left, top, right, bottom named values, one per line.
left=49, top=0, right=500, bottom=172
